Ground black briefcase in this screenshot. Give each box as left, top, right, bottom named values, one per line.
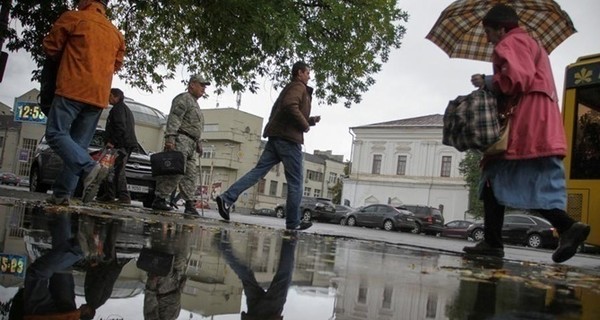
left=150, top=150, right=185, bottom=177
left=136, top=248, right=174, bottom=276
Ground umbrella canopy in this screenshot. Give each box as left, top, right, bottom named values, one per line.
left=425, top=0, right=576, bottom=62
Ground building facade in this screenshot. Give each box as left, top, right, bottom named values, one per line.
left=342, top=114, right=469, bottom=222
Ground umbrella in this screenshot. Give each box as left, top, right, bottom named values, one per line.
left=425, top=0, right=576, bottom=62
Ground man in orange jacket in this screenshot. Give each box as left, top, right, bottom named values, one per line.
left=42, top=0, right=125, bottom=205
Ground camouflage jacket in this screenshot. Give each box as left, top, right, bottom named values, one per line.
left=165, top=92, right=204, bottom=143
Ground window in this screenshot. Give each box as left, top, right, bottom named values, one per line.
left=571, top=87, right=600, bottom=179
left=281, top=183, right=287, bottom=198
left=372, top=154, right=382, bottom=174
left=269, top=181, right=278, bottom=196
left=201, top=171, right=211, bottom=186
left=440, top=156, right=452, bottom=177
left=201, top=146, right=215, bottom=159
left=382, top=285, right=393, bottom=309
left=306, top=169, right=323, bottom=182
left=258, top=179, right=266, bottom=194
left=303, top=187, right=311, bottom=197
left=396, top=155, right=407, bottom=175
left=18, top=138, right=38, bottom=177
left=358, top=280, right=368, bottom=304
left=328, top=172, right=338, bottom=183
left=313, top=189, right=321, bottom=197
left=203, top=123, right=218, bottom=132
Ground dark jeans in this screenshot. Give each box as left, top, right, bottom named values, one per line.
left=24, top=213, right=83, bottom=315
left=218, top=232, right=297, bottom=318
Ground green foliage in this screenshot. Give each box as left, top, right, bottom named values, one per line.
left=4, top=0, right=408, bottom=107
left=458, top=150, right=483, bottom=219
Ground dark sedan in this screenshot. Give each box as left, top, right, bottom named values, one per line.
left=344, top=204, right=416, bottom=232
left=440, top=220, right=478, bottom=239
left=465, top=213, right=559, bottom=248
left=0, top=172, right=21, bottom=186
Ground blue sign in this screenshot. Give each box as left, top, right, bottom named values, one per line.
left=0, top=253, right=27, bottom=278
left=14, top=101, right=47, bottom=123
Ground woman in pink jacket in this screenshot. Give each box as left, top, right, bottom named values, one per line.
left=463, top=4, right=590, bottom=263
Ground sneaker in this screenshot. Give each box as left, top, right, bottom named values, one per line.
left=82, top=163, right=104, bottom=203
left=286, top=221, right=313, bottom=231
left=216, top=196, right=231, bottom=221
left=552, top=222, right=590, bottom=263
left=46, top=195, right=70, bottom=206
left=96, top=195, right=116, bottom=203
left=117, top=198, right=131, bottom=205
left=463, top=241, right=504, bottom=258
left=151, top=197, right=173, bottom=211
left=184, top=200, right=199, bottom=216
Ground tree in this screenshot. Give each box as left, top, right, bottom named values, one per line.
left=458, top=150, right=483, bottom=220
left=1, top=0, right=408, bottom=107
left=330, top=161, right=349, bottom=204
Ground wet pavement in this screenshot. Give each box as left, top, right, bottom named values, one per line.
left=1, top=188, right=600, bottom=319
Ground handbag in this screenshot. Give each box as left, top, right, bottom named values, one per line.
left=136, top=247, right=174, bottom=276
left=442, top=89, right=501, bottom=152
left=150, top=150, right=185, bottom=177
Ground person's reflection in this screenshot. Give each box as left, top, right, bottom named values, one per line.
left=143, top=223, right=192, bottom=320
left=216, top=230, right=297, bottom=320
left=15, top=211, right=95, bottom=319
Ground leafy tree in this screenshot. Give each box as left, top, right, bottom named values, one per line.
left=458, top=150, right=483, bottom=220
left=330, top=161, right=350, bottom=204
left=1, top=0, right=408, bottom=107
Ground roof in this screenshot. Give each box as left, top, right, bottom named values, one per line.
left=351, top=114, right=444, bottom=130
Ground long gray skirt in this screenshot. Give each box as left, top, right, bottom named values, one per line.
left=479, top=156, right=567, bottom=210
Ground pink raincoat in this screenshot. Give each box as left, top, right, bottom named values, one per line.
left=487, top=27, right=567, bottom=161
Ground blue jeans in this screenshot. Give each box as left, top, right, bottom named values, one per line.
left=45, top=95, right=102, bottom=197
left=221, top=138, right=304, bottom=228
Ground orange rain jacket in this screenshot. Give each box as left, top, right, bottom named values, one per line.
left=43, top=2, right=125, bottom=109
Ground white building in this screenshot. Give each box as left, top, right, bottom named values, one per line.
left=342, top=114, right=469, bottom=222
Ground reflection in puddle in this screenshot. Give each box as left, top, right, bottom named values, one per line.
left=0, top=203, right=599, bottom=319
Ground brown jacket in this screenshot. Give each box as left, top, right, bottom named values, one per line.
left=263, top=80, right=314, bottom=144
left=43, top=2, right=126, bottom=108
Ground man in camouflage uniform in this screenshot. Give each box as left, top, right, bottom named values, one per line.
left=151, top=74, right=208, bottom=215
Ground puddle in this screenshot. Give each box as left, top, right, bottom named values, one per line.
left=0, top=203, right=599, bottom=319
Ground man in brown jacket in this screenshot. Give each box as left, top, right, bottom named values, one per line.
left=42, top=0, right=125, bottom=205
left=217, top=61, right=320, bottom=230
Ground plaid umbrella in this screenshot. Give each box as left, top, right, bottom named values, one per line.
left=425, top=0, right=576, bottom=62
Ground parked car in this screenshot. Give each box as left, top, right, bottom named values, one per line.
left=344, top=204, right=416, bottom=232
left=0, top=172, right=21, bottom=186
left=400, top=205, right=445, bottom=235
left=333, top=205, right=354, bottom=224
left=18, top=177, right=30, bottom=188
left=29, top=128, right=156, bottom=207
left=274, top=197, right=337, bottom=222
left=251, top=208, right=277, bottom=217
left=467, top=213, right=559, bottom=249
left=440, top=220, right=479, bottom=239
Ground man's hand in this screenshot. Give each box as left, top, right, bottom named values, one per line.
left=164, top=142, right=175, bottom=151
left=312, top=115, right=321, bottom=123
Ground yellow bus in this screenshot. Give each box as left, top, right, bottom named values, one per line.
left=562, top=53, right=600, bottom=247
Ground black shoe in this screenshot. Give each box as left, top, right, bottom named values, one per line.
left=46, top=195, right=70, bottom=206
left=184, top=200, right=199, bottom=216
left=152, top=197, right=173, bottom=211
left=287, top=221, right=313, bottom=231
left=552, top=222, right=590, bottom=263
left=216, top=196, right=230, bottom=221
left=463, top=241, right=504, bottom=258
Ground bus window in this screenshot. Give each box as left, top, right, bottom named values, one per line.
left=570, top=85, right=600, bottom=179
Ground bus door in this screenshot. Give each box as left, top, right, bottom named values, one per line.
left=562, top=53, right=600, bottom=247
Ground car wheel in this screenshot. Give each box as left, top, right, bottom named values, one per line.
left=411, top=222, right=422, bottom=234
left=30, top=167, right=50, bottom=193
left=339, top=218, right=346, bottom=225
left=347, top=216, right=357, bottom=227
left=383, top=219, right=394, bottom=231
left=471, top=228, right=485, bottom=241
left=302, top=210, right=312, bottom=222
left=276, top=208, right=284, bottom=219
left=527, top=233, right=543, bottom=248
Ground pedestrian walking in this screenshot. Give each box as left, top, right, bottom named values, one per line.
left=462, top=4, right=590, bottom=263
left=42, top=0, right=125, bottom=206
left=151, top=74, right=209, bottom=215
left=96, top=88, right=138, bottom=204
left=217, top=61, right=320, bottom=231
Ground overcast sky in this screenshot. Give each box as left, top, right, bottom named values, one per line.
left=1, top=0, right=599, bottom=161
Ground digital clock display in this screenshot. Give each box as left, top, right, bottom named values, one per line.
left=14, top=101, right=47, bottom=123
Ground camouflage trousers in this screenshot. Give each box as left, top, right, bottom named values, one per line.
left=154, top=134, right=199, bottom=201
